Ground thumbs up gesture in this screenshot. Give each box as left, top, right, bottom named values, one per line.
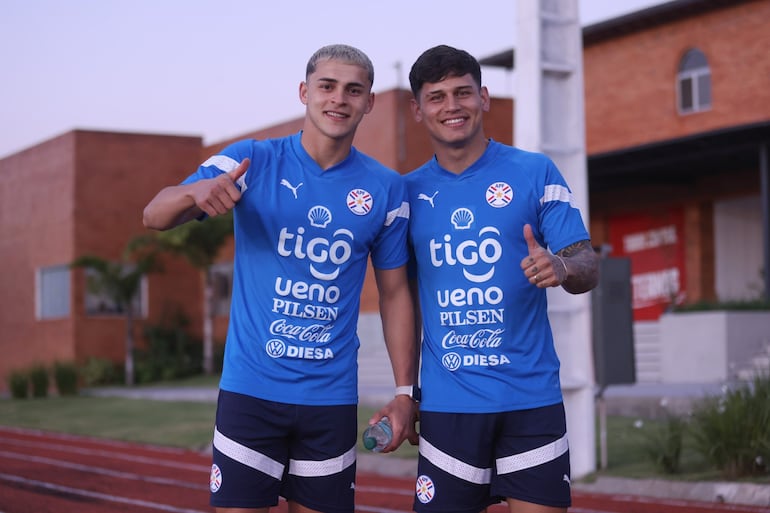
left=520, top=224, right=566, bottom=288
left=191, top=158, right=250, bottom=217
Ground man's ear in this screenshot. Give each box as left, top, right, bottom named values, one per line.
left=481, top=86, right=491, bottom=112
left=365, top=92, right=375, bottom=114
left=299, top=81, right=308, bottom=105
left=410, top=98, right=423, bottom=122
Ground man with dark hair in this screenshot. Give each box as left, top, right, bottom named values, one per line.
left=144, top=44, right=419, bottom=513
left=405, top=44, right=599, bottom=513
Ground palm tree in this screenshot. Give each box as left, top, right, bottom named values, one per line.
left=71, top=249, right=157, bottom=386
left=131, top=211, right=233, bottom=375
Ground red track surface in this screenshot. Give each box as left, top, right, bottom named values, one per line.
left=0, top=426, right=766, bottom=513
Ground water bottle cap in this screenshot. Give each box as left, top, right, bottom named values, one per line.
left=363, top=436, right=377, bottom=450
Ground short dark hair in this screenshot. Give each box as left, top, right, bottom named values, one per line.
left=408, top=45, right=482, bottom=98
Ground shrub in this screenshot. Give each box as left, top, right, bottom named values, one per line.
left=81, top=357, right=119, bottom=387
left=8, top=370, right=29, bottom=399
left=690, top=375, right=770, bottom=478
left=636, top=412, right=687, bottom=474
left=53, top=361, right=79, bottom=396
left=28, top=364, right=50, bottom=398
left=135, top=313, right=202, bottom=384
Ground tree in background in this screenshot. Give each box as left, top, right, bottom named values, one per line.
left=71, top=247, right=158, bottom=386
left=131, top=211, right=232, bottom=375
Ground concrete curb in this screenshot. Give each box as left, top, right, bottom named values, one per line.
left=572, top=476, right=770, bottom=508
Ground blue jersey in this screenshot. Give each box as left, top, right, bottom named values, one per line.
left=406, top=141, right=590, bottom=413
left=182, top=133, right=409, bottom=405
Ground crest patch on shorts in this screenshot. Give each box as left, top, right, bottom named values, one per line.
left=415, top=474, right=435, bottom=503
left=210, top=463, right=222, bottom=493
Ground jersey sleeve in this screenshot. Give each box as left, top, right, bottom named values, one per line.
left=181, top=139, right=258, bottom=192
left=538, top=157, right=591, bottom=253
left=370, top=173, right=410, bottom=270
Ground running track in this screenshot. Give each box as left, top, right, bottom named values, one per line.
left=0, top=427, right=766, bottom=513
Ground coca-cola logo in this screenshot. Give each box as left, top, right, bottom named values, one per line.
left=269, top=319, right=333, bottom=343
left=441, top=328, right=504, bottom=349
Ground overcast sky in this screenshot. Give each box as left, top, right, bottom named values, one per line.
left=0, top=0, right=665, bottom=158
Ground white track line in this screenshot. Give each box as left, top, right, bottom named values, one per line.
left=0, top=426, right=194, bottom=454
left=0, top=472, right=210, bottom=513
left=0, top=437, right=208, bottom=472
left=0, top=450, right=204, bottom=490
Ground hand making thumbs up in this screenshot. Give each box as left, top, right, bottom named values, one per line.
left=520, top=223, right=566, bottom=288
left=192, top=158, right=251, bottom=218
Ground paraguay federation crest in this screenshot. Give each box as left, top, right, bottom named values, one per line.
left=415, top=474, right=435, bottom=503
left=210, top=464, right=222, bottom=493
left=347, top=188, right=373, bottom=215
left=486, top=182, right=513, bottom=208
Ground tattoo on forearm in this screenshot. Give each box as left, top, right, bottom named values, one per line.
left=557, top=240, right=600, bottom=294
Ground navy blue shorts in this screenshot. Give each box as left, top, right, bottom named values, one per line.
left=414, top=403, right=571, bottom=513
left=209, top=390, right=357, bottom=513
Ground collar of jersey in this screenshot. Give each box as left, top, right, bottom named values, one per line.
left=291, top=131, right=359, bottom=176
left=429, top=138, right=500, bottom=179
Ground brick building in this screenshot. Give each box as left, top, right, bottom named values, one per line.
left=583, top=0, right=769, bottom=321
left=1, top=0, right=767, bottom=392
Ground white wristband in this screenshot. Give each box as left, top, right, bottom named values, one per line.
left=395, top=385, right=414, bottom=396
left=395, top=385, right=420, bottom=401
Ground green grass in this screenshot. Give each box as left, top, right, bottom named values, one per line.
left=596, top=415, right=716, bottom=482
left=0, top=377, right=418, bottom=457
left=0, top=395, right=216, bottom=450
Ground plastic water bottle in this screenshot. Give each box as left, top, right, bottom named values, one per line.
left=362, top=417, right=392, bottom=452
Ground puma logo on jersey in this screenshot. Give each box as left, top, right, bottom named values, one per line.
left=418, top=191, right=438, bottom=207
left=280, top=179, right=304, bottom=199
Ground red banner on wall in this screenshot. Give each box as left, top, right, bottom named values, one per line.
left=608, top=210, right=686, bottom=321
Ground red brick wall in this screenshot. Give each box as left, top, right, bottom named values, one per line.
left=0, top=134, right=78, bottom=391
left=71, top=132, right=204, bottom=364
left=585, top=1, right=767, bottom=306
left=0, top=131, right=203, bottom=392
left=584, top=0, right=770, bottom=154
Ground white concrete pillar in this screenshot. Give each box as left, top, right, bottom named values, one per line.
left=515, top=0, right=596, bottom=479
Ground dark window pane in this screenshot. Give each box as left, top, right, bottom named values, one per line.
left=697, top=74, right=712, bottom=107
left=679, top=77, right=693, bottom=111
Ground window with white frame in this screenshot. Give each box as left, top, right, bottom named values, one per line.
left=677, top=48, right=711, bottom=114
left=211, top=262, right=233, bottom=316
left=37, top=265, right=71, bottom=319
left=84, top=266, right=148, bottom=317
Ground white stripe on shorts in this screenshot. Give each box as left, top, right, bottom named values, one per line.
left=419, top=436, right=492, bottom=484
left=213, top=426, right=285, bottom=480
left=496, top=434, right=569, bottom=475
left=288, top=444, right=356, bottom=477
